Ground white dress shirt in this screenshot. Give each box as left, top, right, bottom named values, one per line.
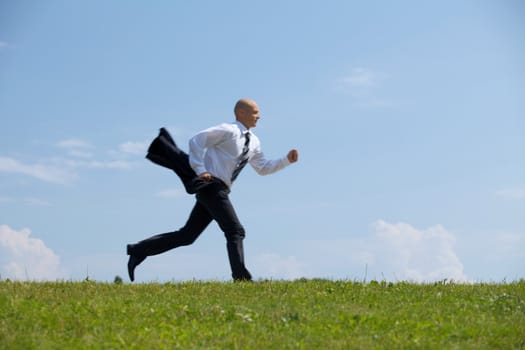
left=189, top=121, right=290, bottom=188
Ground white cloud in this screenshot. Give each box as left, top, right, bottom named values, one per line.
left=1, top=137, right=141, bottom=186
left=64, top=159, right=131, bottom=169
left=24, top=198, right=51, bottom=206
left=253, top=254, right=306, bottom=279
left=0, top=156, right=77, bottom=185
left=341, top=67, right=380, bottom=88
left=296, top=220, right=468, bottom=282
left=0, top=225, right=65, bottom=280
left=156, top=188, right=185, bottom=198
left=337, top=67, right=392, bottom=108
left=368, top=220, right=467, bottom=282
left=0, top=153, right=133, bottom=185
left=55, top=138, right=137, bottom=167
left=68, top=149, right=93, bottom=158
left=57, top=138, right=93, bottom=149
left=57, top=139, right=94, bottom=158
left=119, top=141, right=148, bottom=156
left=0, top=196, right=50, bottom=206
left=496, top=186, right=525, bottom=200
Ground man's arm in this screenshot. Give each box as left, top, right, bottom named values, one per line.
left=188, top=125, right=229, bottom=177
left=249, top=148, right=299, bottom=176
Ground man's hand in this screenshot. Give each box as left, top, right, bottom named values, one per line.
left=198, top=172, right=213, bottom=181
left=287, top=149, right=299, bottom=163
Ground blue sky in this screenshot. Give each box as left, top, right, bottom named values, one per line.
left=1, top=1, right=523, bottom=282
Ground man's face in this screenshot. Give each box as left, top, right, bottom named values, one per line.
left=238, top=102, right=260, bottom=129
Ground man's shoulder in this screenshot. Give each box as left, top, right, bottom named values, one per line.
left=206, top=121, right=258, bottom=139
left=219, top=122, right=238, bottom=130
left=209, top=122, right=239, bottom=138
left=218, top=121, right=251, bottom=135
left=198, top=122, right=237, bottom=136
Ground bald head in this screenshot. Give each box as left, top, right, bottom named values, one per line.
left=234, top=99, right=257, bottom=116
left=234, top=98, right=260, bottom=129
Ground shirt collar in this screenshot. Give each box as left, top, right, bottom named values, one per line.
left=234, top=120, right=250, bottom=134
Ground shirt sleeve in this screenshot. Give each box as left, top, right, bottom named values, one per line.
left=249, top=145, right=291, bottom=176
left=188, top=124, right=229, bottom=175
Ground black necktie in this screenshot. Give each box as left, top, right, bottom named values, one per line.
left=231, top=132, right=251, bottom=182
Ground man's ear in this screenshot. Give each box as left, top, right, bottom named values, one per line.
left=236, top=109, right=245, bottom=120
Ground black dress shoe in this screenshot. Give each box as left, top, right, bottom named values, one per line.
left=233, top=268, right=253, bottom=282
left=233, top=276, right=253, bottom=282
left=127, top=244, right=146, bottom=282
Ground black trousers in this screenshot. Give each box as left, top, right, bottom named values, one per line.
left=134, top=129, right=252, bottom=281
left=133, top=179, right=251, bottom=280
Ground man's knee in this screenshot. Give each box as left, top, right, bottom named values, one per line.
left=177, top=229, right=200, bottom=246
left=224, top=225, right=246, bottom=241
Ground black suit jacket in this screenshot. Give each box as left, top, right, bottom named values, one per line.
left=146, top=128, right=207, bottom=194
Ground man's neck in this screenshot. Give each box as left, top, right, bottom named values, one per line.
left=236, top=120, right=250, bottom=131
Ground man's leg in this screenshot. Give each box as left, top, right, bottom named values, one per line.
left=127, top=201, right=212, bottom=281
left=196, top=181, right=252, bottom=281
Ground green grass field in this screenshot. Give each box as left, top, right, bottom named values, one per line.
left=1, top=279, right=524, bottom=349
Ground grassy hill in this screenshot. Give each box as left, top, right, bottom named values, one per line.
left=1, top=279, right=524, bottom=349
